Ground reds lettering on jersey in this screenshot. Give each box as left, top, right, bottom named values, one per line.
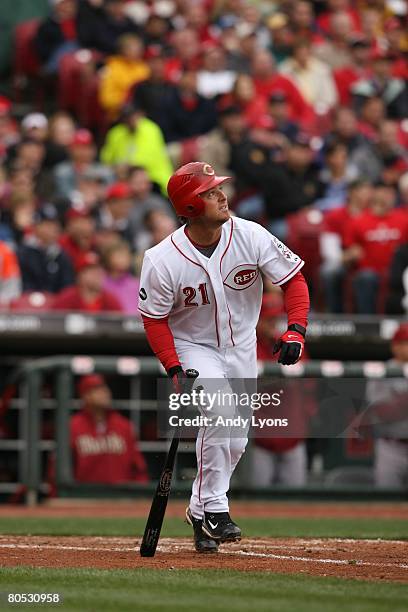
left=138, top=217, right=304, bottom=348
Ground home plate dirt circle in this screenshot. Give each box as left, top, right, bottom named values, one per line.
left=0, top=536, right=407, bottom=582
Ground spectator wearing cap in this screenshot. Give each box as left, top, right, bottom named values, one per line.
left=227, top=22, right=260, bottom=74
left=352, top=119, right=407, bottom=183
left=333, top=35, right=372, bottom=105
left=34, top=0, right=80, bottom=75
left=94, top=182, right=133, bottom=245
left=53, top=128, right=114, bottom=200
left=231, top=132, right=318, bottom=240
left=364, top=324, right=408, bottom=488
left=322, top=106, right=367, bottom=161
left=232, top=131, right=320, bottom=239
left=10, top=113, right=69, bottom=176
left=21, top=114, right=49, bottom=143
left=102, top=240, right=140, bottom=315
left=319, top=179, right=373, bottom=313
left=0, top=240, right=21, bottom=305
left=98, top=34, right=150, bottom=120
left=351, top=48, right=408, bottom=119
left=356, top=96, right=386, bottom=142
left=266, top=91, right=300, bottom=141
left=17, top=203, right=74, bottom=294
left=70, top=374, right=149, bottom=484
left=128, top=45, right=178, bottom=131
left=143, top=14, right=172, bottom=52
left=53, top=251, right=122, bottom=312
left=59, top=208, right=96, bottom=270
left=280, top=38, right=338, bottom=115
left=315, top=140, right=359, bottom=212
left=197, top=43, right=236, bottom=100
left=344, top=184, right=408, bottom=313
left=265, top=13, right=295, bottom=66
left=100, top=104, right=172, bottom=195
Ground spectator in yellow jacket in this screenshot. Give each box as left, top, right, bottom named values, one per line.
left=99, top=34, right=150, bottom=120
left=100, top=104, right=173, bottom=195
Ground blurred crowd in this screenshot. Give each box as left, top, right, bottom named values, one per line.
left=0, top=0, right=407, bottom=316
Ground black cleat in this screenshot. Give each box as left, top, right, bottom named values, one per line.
left=202, top=511, right=242, bottom=543
left=185, top=507, right=219, bottom=553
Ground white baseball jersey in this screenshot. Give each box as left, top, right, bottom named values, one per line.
left=138, top=216, right=304, bottom=347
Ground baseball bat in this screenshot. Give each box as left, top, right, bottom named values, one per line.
left=140, top=368, right=199, bottom=557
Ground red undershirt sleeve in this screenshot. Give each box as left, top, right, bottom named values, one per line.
left=280, top=271, right=310, bottom=329
left=141, top=314, right=181, bottom=373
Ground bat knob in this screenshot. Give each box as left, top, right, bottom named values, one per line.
left=185, top=369, right=199, bottom=379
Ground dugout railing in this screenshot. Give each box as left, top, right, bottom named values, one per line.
left=4, top=356, right=408, bottom=505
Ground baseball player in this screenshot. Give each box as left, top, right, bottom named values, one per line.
left=138, top=162, right=310, bottom=553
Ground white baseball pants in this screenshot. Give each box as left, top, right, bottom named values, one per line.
left=175, top=340, right=257, bottom=518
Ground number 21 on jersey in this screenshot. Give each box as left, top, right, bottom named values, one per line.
left=183, top=283, right=210, bottom=307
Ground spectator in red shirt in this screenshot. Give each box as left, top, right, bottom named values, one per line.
left=59, top=208, right=96, bottom=270
left=70, top=374, right=149, bottom=483
left=344, top=184, right=408, bottom=313
left=251, top=49, right=314, bottom=128
left=317, top=0, right=362, bottom=36
left=334, top=35, right=372, bottom=105
left=53, top=251, right=123, bottom=312
left=319, top=179, right=373, bottom=312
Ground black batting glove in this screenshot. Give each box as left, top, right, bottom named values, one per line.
left=273, top=324, right=306, bottom=365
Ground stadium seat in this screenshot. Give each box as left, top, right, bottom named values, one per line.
left=286, top=207, right=324, bottom=303
left=13, top=19, right=41, bottom=103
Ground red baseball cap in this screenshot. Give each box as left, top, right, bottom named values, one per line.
left=75, top=251, right=101, bottom=273
left=71, top=129, right=94, bottom=147
left=392, top=323, right=408, bottom=343
left=78, top=374, right=106, bottom=397
left=106, top=182, right=132, bottom=201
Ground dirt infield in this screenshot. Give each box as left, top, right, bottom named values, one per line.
left=1, top=501, right=407, bottom=520
left=0, top=535, right=407, bottom=582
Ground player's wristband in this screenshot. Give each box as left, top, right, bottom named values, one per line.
left=168, top=365, right=183, bottom=378
left=288, top=323, right=306, bottom=338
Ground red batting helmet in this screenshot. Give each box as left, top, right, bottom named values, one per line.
left=167, top=162, right=231, bottom=218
